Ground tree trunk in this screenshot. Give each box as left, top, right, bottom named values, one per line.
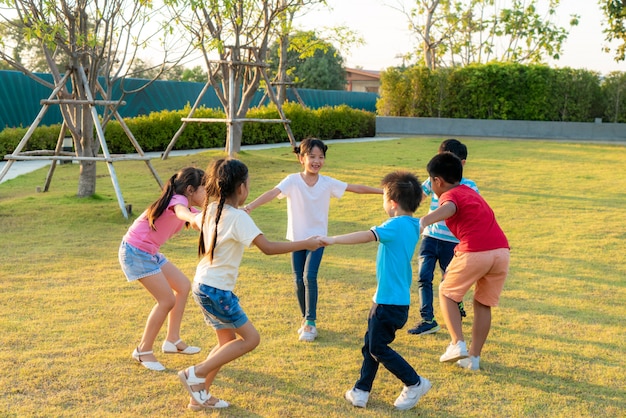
left=227, top=122, right=243, bottom=156
left=76, top=108, right=98, bottom=197
left=277, top=34, right=289, bottom=105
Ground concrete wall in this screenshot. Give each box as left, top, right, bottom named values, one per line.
left=375, top=116, right=626, bottom=142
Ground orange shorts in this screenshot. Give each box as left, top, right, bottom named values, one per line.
left=439, top=248, right=510, bottom=307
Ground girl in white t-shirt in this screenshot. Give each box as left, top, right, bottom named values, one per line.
left=178, top=158, right=322, bottom=411
left=119, top=167, right=206, bottom=372
left=244, top=138, right=382, bottom=342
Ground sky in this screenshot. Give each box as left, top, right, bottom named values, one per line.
left=292, top=0, right=624, bottom=75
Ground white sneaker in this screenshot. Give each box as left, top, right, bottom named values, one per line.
left=394, top=378, right=431, bottom=410
left=345, top=387, right=369, bottom=408
left=457, top=355, right=480, bottom=370
left=440, top=341, right=469, bottom=362
left=299, top=325, right=317, bottom=342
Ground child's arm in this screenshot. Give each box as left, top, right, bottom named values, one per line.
left=173, top=204, right=201, bottom=231
left=420, top=202, right=457, bottom=230
left=321, top=230, right=376, bottom=246
left=253, top=234, right=322, bottom=255
left=346, top=184, right=383, bottom=194
left=244, top=188, right=281, bottom=213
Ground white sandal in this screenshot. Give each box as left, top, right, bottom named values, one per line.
left=132, top=347, right=165, bottom=371
left=162, top=339, right=201, bottom=355
left=178, top=367, right=229, bottom=408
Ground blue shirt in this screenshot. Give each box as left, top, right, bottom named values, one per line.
left=370, top=216, right=420, bottom=305
left=422, top=177, right=479, bottom=243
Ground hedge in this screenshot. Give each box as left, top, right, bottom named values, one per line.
left=0, top=103, right=375, bottom=156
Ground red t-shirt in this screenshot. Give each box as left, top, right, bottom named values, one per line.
left=439, top=185, right=509, bottom=252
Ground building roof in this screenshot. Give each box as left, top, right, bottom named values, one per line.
left=345, top=68, right=381, bottom=81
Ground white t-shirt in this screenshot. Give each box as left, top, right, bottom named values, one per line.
left=276, top=173, right=347, bottom=241
left=194, top=202, right=262, bottom=291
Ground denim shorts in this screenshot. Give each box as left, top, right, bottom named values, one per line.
left=118, top=241, right=168, bottom=282
left=192, top=282, right=248, bottom=330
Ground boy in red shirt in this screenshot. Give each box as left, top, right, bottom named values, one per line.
left=419, top=152, right=510, bottom=371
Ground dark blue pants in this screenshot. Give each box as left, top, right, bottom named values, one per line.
left=354, top=303, right=420, bottom=392
left=291, top=247, right=324, bottom=322
left=417, top=236, right=457, bottom=321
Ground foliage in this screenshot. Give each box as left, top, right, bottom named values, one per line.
left=1, top=138, right=625, bottom=417
left=402, top=0, right=579, bottom=69
left=267, top=30, right=346, bottom=90
left=377, top=62, right=607, bottom=122
left=0, top=103, right=375, bottom=155
left=602, top=0, right=626, bottom=61
left=601, top=71, right=626, bottom=123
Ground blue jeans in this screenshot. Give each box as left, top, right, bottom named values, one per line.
left=291, top=247, right=324, bottom=322
left=355, top=304, right=420, bottom=392
left=417, top=236, right=457, bottom=321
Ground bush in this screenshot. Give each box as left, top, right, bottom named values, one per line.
left=378, top=62, right=607, bottom=122
left=0, top=103, right=375, bottom=155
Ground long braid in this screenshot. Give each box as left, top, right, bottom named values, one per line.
left=198, top=158, right=249, bottom=263
left=208, top=195, right=227, bottom=263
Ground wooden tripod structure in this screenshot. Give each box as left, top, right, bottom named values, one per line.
left=0, top=65, right=163, bottom=218
left=162, top=46, right=297, bottom=159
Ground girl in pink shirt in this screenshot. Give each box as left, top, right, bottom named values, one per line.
left=119, top=167, right=206, bottom=371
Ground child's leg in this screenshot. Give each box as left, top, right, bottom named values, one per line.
left=291, top=250, right=307, bottom=319
left=194, top=321, right=260, bottom=379
left=469, top=300, right=491, bottom=357
left=470, top=248, right=509, bottom=358
left=161, top=262, right=191, bottom=346
left=303, top=247, right=324, bottom=322
left=137, top=272, right=176, bottom=361
left=439, top=293, right=464, bottom=343
left=357, top=304, right=419, bottom=390
left=416, top=237, right=437, bottom=322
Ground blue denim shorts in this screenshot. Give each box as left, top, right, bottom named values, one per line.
left=118, top=241, right=167, bottom=282
left=192, top=282, right=248, bottom=330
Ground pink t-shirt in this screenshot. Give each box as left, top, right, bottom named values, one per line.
left=123, top=194, right=194, bottom=255
left=439, top=185, right=509, bottom=253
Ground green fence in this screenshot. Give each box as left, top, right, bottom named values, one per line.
left=0, top=70, right=378, bottom=129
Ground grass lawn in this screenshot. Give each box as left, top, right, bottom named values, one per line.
left=0, top=136, right=624, bottom=417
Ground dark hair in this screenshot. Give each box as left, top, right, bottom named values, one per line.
left=293, top=137, right=327, bottom=157
left=146, top=167, right=205, bottom=231
left=427, top=152, right=463, bottom=184
left=439, top=138, right=468, bottom=160
left=198, top=158, right=249, bottom=262
left=381, top=171, right=422, bottom=213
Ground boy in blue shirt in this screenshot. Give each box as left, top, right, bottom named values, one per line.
left=408, top=139, right=479, bottom=335
left=321, top=171, right=431, bottom=411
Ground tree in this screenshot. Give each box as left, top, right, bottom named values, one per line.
left=397, top=0, right=579, bottom=69
left=267, top=31, right=346, bottom=91
left=165, top=0, right=326, bottom=154
left=0, top=0, right=191, bottom=199
left=180, top=65, right=208, bottom=83
left=602, top=0, right=626, bottom=62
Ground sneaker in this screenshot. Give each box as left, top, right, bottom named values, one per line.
left=439, top=341, right=469, bottom=362
left=345, top=387, right=369, bottom=408
left=393, top=378, right=431, bottom=410
left=457, top=355, right=480, bottom=371
left=299, top=325, right=317, bottom=342
left=458, top=301, right=467, bottom=318
left=407, top=320, right=440, bottom=335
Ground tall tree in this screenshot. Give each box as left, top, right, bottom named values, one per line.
left=165, top=0, right=326, bottom=154
left=397, top=0, right=578, bottom=69
left=602, top=0, right=626, bottom=62
left=267, top=31, right=346, bottom=91
left=0, top=0, right=190, bottom=198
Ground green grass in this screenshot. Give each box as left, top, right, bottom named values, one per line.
left=1, top=137, right=625, bottom=417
